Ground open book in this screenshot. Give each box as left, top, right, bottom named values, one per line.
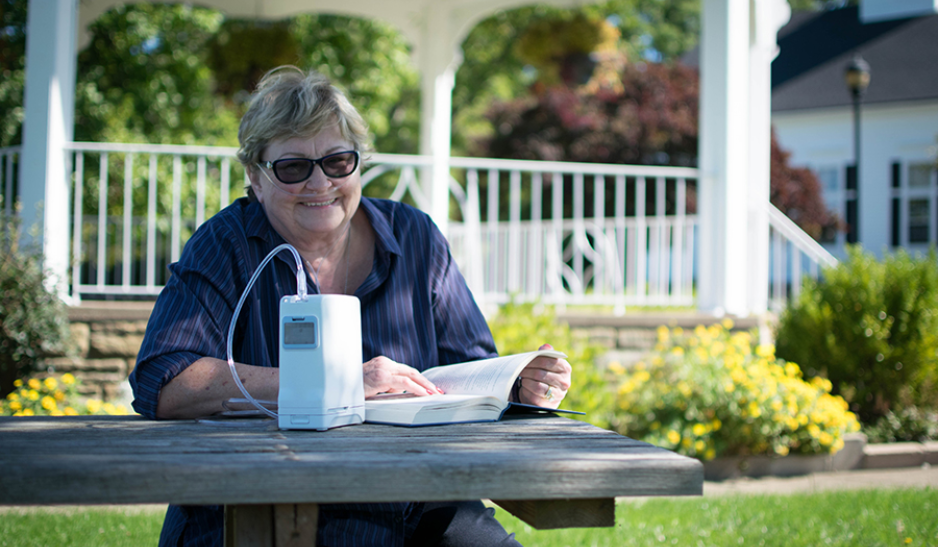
left=364, top=350, right=583, bottom=426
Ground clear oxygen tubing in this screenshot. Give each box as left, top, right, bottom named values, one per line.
left=226, top=243, right=307, bottom=419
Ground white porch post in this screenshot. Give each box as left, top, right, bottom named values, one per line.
left=417, top=5, right=462, bottom=238
left=747, top=0, right=791, bottom=315
left=698, top=0, right=788, bottom=317
left=698, top=0, right=751, bottom=317
left=20, top=0, right=78, bottom=300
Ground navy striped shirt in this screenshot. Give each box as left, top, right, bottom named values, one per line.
left=130, top=197, right=497, bottom=547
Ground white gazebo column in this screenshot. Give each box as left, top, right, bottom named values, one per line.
left=20, top=0, right=78, bottom=300
left=698, top=0, right=752, bottom=317
left=416, top=4, right=463, bottom=239
left=747, top=0, right=791, bottom=315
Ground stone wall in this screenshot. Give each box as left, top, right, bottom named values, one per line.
left=50, top=303, right=770, bottom=402
left=43, top=302, right=153, bottom=402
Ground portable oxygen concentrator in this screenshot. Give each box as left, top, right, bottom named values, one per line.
left=277, top=294, right=366, bottom=430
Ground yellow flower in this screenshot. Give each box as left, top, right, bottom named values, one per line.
left=9, top=401, right=22, bottom=411
left=721, top=318, right=734, bottom=330
left=43, top=377, right=58, bottom=390
left=6, top=392, right=19, bottom=402
left=681, top=437, right=693, bottom=449
left=711, top=418, right=722, bottom=431
left=27, top=378, right=41, bottom=390
left=667, top=430, right=681, bottom=444
left=704, top=448, right=716, bottom=460
left=694, top=440, right=706, bottom=452
left=670, top=347, right=685, bottom=357
left=13, top=379, right=23, bottom=387
left=692, top=423, right=707, bottom=436
left=41, top=396, right=57, bottom=411
left=86, top=399, right=102, bottom=414
left=21, top=408, right=34, bottom=416
left=775, top=445, right=790, bottom=457
left=64, top=407, right=78, bottom=416
left=102, top=403, right=118, bottom=415
left=755, top=345, right=775, bottom=359
left=607, top=361, right=625, bottom=374
left=61, top=373, right=76, bottom=385
left=656, top=325, right=670, bottom=342
left=54, top=390, right=65, bottom=402
left=26, top=390, right=39, bottom=401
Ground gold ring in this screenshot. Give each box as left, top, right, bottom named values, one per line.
left=545, top=385, right=554, bottom=400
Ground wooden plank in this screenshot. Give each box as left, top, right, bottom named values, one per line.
left=493, top=498, right=615, bottom=529
left=0, top=416, right=704, bottom=507
left=274, top=504, right=318, bottom=547
left=225, top=505, right=272, bottom=547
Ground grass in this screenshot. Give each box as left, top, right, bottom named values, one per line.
left=1, top=489, right=936, bottom=546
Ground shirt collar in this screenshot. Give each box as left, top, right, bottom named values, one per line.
left=243, top=197, right=403, bottom=258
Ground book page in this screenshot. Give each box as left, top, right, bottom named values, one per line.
left=422, top=350, right=566, bottom=401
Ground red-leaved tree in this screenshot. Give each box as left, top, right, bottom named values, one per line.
left=477, top=62, right=840, bottom=238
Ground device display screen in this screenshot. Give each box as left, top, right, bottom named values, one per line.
left=283, top=320, right=317, bottom=347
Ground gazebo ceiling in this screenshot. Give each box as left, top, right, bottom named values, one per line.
left=77, top=0, right=596, bottom=52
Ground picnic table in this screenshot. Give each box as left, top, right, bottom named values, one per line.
left=0, top=414, right=703, bottom=546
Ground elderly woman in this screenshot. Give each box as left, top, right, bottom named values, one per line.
left=130, top=66, right=572, bottom=547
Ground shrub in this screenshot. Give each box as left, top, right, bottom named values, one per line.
left=863, top=406, right=938, bottom=444
left=0, top=372, right=130, bottom=416
left=487, top=300, right=616, bottom=429
left=0, top=209, right=71, bottom=397
left=775, top=246, right=938, bottom=424
left=609, top=321, right=860, bottom=460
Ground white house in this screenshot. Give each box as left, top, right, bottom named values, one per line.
left=771, top=0, right=938, bottom=258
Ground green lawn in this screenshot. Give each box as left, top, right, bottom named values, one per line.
left=2, top=488, right=936, bottom=547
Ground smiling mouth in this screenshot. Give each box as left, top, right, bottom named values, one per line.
left=302, top=198, right=338, bottom=207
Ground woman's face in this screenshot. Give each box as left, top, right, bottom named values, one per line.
left=250, top=125, right=361, bottom=249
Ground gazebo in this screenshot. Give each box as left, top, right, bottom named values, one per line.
left=19, top=0, right=810, bottom=317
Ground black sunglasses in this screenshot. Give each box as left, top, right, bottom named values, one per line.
left=258, top=150, right=360, bottom=184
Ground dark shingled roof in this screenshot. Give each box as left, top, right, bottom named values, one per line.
left=772, top=6, right=938, bottom=112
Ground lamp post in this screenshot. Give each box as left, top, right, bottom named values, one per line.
left=844, top=55, right=871, bottom=244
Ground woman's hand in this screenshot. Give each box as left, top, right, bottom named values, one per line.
left=517, top=344, right=572, bottom=409
left=363, top=356, right=443, bottom=399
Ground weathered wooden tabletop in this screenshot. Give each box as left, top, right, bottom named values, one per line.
left=0, top=414, right=702, bottom=540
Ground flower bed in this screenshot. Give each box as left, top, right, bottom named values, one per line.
left=608, top=321, right=860, bottom=461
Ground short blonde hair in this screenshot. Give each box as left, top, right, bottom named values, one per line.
left=237, top=66, right=370, bottom=172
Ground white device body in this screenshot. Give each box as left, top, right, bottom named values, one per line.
left=278, top=294, right=365, bottom=431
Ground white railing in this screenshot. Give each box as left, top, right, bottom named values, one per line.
left=46, top=142, right=833, bottom=312
left=766, top=202, right=839, bottom=311
left=0, top=146, right=21, bottom=215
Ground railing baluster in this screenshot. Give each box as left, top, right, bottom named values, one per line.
left=550, top=172, right=564, bottom=301
left=572, top=172, right=584, bottom=294
left=614, top=175, right=626, bottom=304
left=172, top=155, right=182, bottom=262
left=508, top=170, right=521, bottom=293
left=122, top=153, right=134, bottom=290
left=486, top=169, right=499, bottom=295
left=530, top=172, right=543, bottom=296
left=635, top=176, right=647, bottom=304
left=221, top=157, right=231, bottom=209
left=196, top=155, right=207, bottom=229
left=674, top=178, right=686, bottom=300
left=96, top=153, right=108, bottom=289
left=146, top=154, right=158, bottom=291
left=71, top=152, right=84, bottom=299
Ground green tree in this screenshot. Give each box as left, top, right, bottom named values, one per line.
left=453, top=0, right=701, bottom=155
left=0, top=0, right=26, bottom=148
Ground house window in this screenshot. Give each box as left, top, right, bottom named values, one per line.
left=816, top=167, right=840, bottom=244
left=909, top=198, right=930, bottom=243
left=892, top=162, right=938, bottom=247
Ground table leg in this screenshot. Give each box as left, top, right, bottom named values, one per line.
left=225, top=504, right=319, bottom=546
